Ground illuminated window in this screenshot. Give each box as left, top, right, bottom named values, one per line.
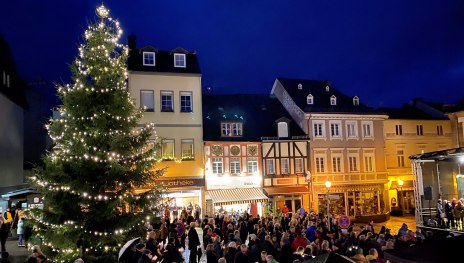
left=140, top=90, right=154, bottom=112
left=143, top=52, right=156, bottom=66
left=315, top=156, right=326, bottom=173
left=230, top=157, right=241, bottom=174
left=362, top=121, right=373, bottom=138
left=181, top=139, right=194, bottom=160
left=364, top=155, right=374, bottom=172
left=295, top=158, right=304, bottom=173
left=332, top=156, right=342, bottom=173
left=162, top=139, right=174, bottom=160
left=212, top=158, right=223, bottom=174
left=348, top=155, right=358, bottom=172
left=247, top=157, right=258, bottom=173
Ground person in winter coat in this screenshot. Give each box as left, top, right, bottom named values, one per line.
left=160, top=244, right=183, bottom=263
left=138, top=249, right=154, bottom=263
left=234, top=244, right=253, bottom=263
left=205, top=244, right=218, bottom=263
left=224, top=241, right=238, bottom=263
left=16, top=217, right=25, bottom=247
left=187, top=222, right=200, bottom=263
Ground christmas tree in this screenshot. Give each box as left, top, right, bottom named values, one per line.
left=28, top=5, right=165, bottom=263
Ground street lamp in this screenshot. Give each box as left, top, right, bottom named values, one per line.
left=325, top=180, right=332, bottom=231
left=398, top=179, right=404, bottom=215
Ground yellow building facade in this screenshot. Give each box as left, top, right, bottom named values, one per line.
left=384, top=108, right=455, bottom=214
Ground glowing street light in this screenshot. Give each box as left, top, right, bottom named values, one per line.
left=398, top=179, right=404, bottom=215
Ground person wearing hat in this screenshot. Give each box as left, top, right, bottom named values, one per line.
left=132, top=243, right=145, bottom=263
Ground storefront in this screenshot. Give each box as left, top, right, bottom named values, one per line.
left=264, top=186, right=309, bottom=215
left=205, top=174, right=268, bottom=217
left=314, top=183, right=387, bottom=221
left=157, top=177, right=204, bottom=220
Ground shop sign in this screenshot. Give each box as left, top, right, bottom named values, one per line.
left=207, top=176, right=261, bottom=189
left=328, top=194, right=341, bottom=200
left=158, top=178, right=204, bottom=188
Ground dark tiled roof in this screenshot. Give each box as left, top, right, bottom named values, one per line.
left=202, top=94, right=306, bottom=141
left=127, top=41, right=201, bottom=74
left=275, top=77, right=381, bottom=114
left=380, top=105, right=447, bottom=120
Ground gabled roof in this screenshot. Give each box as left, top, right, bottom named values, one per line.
left=202, top=94, right=306, bottom=141
left=127, top=35, right=200, bottom=74
left=274, top=77, right=381, bottom=114
left=380, top=98, right=450, bottom=120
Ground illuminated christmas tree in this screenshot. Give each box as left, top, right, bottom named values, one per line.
left=29, top=5, right=164, bottom=263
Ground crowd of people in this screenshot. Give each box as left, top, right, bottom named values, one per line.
left=125, top=208, right=432, bottom=263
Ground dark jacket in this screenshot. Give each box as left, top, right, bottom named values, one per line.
left=224, top=247, right=237, bottom=263
left=187, top=227, right=200, bottom=251
left=206, top=251, right=218, bottom=263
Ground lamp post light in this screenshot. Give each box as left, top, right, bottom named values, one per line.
left=325, top=180, right=332, bottom=231
left=398, top=179, right=404, bottom=216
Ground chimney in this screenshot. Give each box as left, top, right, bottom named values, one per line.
left=128, top=34, right=136, bottom=51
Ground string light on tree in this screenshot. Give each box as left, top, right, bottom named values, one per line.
left=28, top=4, right=165, bottom=262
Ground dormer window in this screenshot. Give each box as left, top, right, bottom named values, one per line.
left=307, top=94, right=314, bottom=105
left=298, top=83, right=303, bottom=90
left=277, top=121, right=289, bottom=138
left=221, top=122, right=243, bottom=137
left=325, top=85, right=330, bottom=92
left=330, top=95, right=337, bottom=105
left=353, top=96, right=359, bottom=106
left=143, top=52, right=156, bottom=66
left=174, top=53, right=186, bottom=68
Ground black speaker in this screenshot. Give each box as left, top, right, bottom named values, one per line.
left=424, top=186, right=433, bottom=200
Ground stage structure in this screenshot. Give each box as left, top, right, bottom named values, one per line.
left=410, top=147, right=464, bottom=228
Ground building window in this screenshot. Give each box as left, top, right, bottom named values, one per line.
left=266, top=159, right=275, bottom=175
left=180, top=91, right=192, bottom=112
left=395, top=125, right=403, bottom=135
left=397, top=150, right=405, bottom=167
left=277, top=122, right=288, bottom=138
left=346, top=122, right=358, bottom=138
left=295, top=158, right=304, bottom=174
left=174, top=53, right=186, bottom=68
left=247, top=157, right=258, bottom=173
left=181, top=139, right=194, bottom=160
left=330, top=95, right=337, bottom=105
left=221, top=123, right=243, bottom=137
left=161, top=91, right=174, bottom=112
left=307, top=94, right=314, bottom=105
left=212, top=157, right=223, bottom=174
left=332, top=156, right=342, bottom=173
left=313, top=122, right=325, bottom=138
left=230, top=157, right=241, bottom=174
left=416, top=125, right=423, bottom=135
left=330, top=121, right=341, bottom=138
left=162, top=139, right=175, bottom=160
left=437, top=125, right=443, bottom=136
left=364, top=155, right=374, bottom=172
left=315, top=156, right=325, bottom=173
left=362, top=121, right=373, bottom=138
left=281, top=158, right=290, bottom=174
left=353, top=96, right=359, bottom=106
left=143, top=52, right=156, bottom=66
left=140, top=90, right=154, bottom=112
left=348, top=156, right=358, bottom=172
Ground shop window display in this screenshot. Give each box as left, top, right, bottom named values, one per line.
left=318, top=193, right=346, bottom=216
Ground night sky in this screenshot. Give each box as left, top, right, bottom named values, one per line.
left=2, top=0, right=464, bottom=108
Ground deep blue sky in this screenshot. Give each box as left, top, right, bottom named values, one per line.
left=2, top=0, right=464, bottom=108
